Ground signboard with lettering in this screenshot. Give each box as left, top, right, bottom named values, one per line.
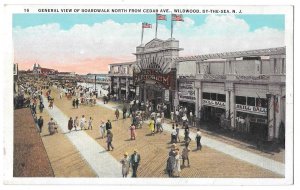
left=202, top=99, right=226, bottom=108
left=235, top=104, right=267, bottom=116
left=136, top=86, right=139, bottom=96
left=165, top=89, right=169, bottom=102
left=178, top=81, right=195, bottom=102
left=133, top=69, right=176, bottom=90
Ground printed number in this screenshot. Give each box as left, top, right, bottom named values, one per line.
left=24, top=9, right=29, bottom=12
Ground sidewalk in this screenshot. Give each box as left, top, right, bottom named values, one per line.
left=43, top=96, right=123, bottom=177
left=96, top=100, right=285, bottom=176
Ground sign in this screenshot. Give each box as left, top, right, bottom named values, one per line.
left=133, top=69, right=176, bottom=90
left=136, top=86, right=139, bottom=96
left=165, top=89, right=169, bottom=102
left=236, top=104, right=267, bottom=116
left=178, top=81, right=195, bottom=102
left=202, top=99, right=226, bottom=108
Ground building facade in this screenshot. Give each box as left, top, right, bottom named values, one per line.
left=108, top=62, right=136, bottom=100
left=175, top=47, right=286, bottom=141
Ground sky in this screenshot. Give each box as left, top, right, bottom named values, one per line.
left=12, top=14, right=285, bottom=74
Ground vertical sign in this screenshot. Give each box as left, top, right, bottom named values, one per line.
left=136, top=86, right=139, bottom=96
left=165, top=89, right=169, bottom=102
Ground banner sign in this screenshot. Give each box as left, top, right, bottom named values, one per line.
left=236, top=104, right=267, bottom=116
left=165, top=89, right=170, bottom=102
left=202, top=99, right=225, bottom=108
left=133, top=69, right=176, bottom=90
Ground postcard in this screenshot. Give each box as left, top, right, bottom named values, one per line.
left=2, top=3, right=294, bottom=186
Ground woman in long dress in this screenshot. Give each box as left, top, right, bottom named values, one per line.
left=174, top=150, right=181, bottom=177
left=120, top=152, right=130, bottom=178
left=99, top=120, right=106, bottom=138
left=68, top=117, right=73, bottom=132
left=149, top=118, right=155, bottom=135
left=129, top=123, right=136, bottom=140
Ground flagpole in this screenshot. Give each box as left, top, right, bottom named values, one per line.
left=141, top=23, right=144, bottom=44
left=155, top=14, right=158, bottom=39
left=171, top=14, right=173, bottom=40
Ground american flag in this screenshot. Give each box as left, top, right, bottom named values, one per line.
left=172, top=14, right=184, bottom=21
left=142, top=22, right=152, bottom=28
left=157, top=14, right=167, bottom=20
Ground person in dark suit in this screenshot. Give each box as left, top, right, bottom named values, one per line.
left=106, top=120, right=112, bottom=131
left=37, top=116, right=44, bottom=133
left=130, top=149, right=141, bottom=177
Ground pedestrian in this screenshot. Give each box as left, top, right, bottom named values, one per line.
left=88, top=117, right=93, bottom=130
left=74, top=116, right=79, bottom=131
left=37, top=116, right=44, bottom=133
left=106, top=120, right=112, bottom=131
left=184, top=128, right=192, bottom=147
left=80, top=115, right=86, bottom=130
left=31, top=103, right=37, bottom=114
left=99, top=120, right=106, bottom=138
left=115, top=108, right=119, bottom=120
left=75, top=98, right=79, bottom=108
left=129, top=123, right=136, bottom=140
left=195, top=129, right=202, bottom=150
left=120, top=152, right=130, bottom=178
left=48, top=118, right=57, bottom=135
left=156, top=115, right=163, bottom=133
left=166, top=144, right=176, bottom=177
left=149, top=117, right=155, bottom=135
left=174, top=149, right=182, bottom=177
left=122, top=106, right=127, bottom=119
left=49, top=99, right=54, bottom=109
left=171, top=125, right=177, bottom=143
left=161, top=112, right=165, bottom=123
left=68, top=117, right=73, bottom=132
left=130, top=149, right=141, bottom=177
left=72, top=99, right=76, bottom=108
left=176, top=124, right=180, bottom=142
left=181, top=145, right=191, bottom=167
left=39, top=102, right=44, bottom=113
left=106, top=130, right=114, bottom=151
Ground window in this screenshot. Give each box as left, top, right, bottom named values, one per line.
left=211, top=93, right=217, bottom=100
left=236, top=96, right=246, bottom=105
left=256, top=98, right=268, bottom=108
left=217, top=94, right=226, bottom=102
left=203, top=92, right=210, bottom=99
left=247, top=97, right=255, bottom=106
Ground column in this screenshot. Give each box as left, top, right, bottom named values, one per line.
left=230, top=90, right=235, bottom=130
left=125, top=78, right=129, bottom=100
left=195, top=87, right=199, bottom=117
left=143, top=85, right=147, bottom=103
left=199, top=85, right=203, bottom=117
left=268, top=94, right=275, bottom=141
left=116, top=77, right=120, bottom=100
left=225, top=90, right=230, bottom=119
left=274, top=95, right=281, bottom=139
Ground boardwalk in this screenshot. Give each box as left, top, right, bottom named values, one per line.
left=48, top=87, right=282, bottom=178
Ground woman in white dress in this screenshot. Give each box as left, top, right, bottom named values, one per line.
left=99, top=120, right=106, bottom=139
left=174, top=149, right=181, bottom=177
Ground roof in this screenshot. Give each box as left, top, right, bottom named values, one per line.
left=109, top=61, right=136, bottom=66
left=175, top=47, right=286, bottom=62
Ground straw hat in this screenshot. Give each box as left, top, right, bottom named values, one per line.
left=133, top=149, right=138, bottom=152
left=124, top=152, right=128, bottom=156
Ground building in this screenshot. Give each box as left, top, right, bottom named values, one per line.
left=133, top=38, right=182, bottom=115
left=108, top=61, right=135, bottom=100
left=107, top=37, right=286, bottom=141
left=175, top=47, right=286, bottom=141
left=32, top=63, right=58, bottom=76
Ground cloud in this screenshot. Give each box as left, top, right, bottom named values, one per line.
left=13, top=15, right=285, bottom=74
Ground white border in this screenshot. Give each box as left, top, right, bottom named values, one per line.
left=0, top=0, right=297, bottom=188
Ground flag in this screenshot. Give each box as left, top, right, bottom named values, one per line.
left=142, top=22, right=152, bottom=28
left=157, top=14, right=167, bottom=20
left=172, top=14, right=184, bottom=21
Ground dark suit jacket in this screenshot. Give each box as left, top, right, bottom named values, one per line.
left=130, top=153, right=141, bottom=166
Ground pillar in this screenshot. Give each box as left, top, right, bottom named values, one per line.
left=116, top=77, right=120, bottom=99
left=274, top=95, right=281, bottom=139
left=143, top=85, right=147, bottom=103
left=195, top=87, right=199, bottom=117
left=230, top=90, right=236, bottom=130
left=125, top=78, right=129, bottom=99
left=268, top=94, right=275, bottom=141
left=225, top=90, right=230, bottom=119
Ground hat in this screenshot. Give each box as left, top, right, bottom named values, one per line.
left=133, top=149, right=137, bottom=152
left=124, top=152, right=128, bottom=156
